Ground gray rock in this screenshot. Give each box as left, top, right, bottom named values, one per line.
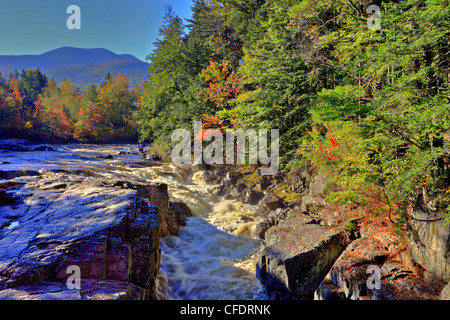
left=243, top=189, right=265, bottom=205
left=407, top=205, right=450, bottom=282
left=261, top=192, right=284, bottom=211
left=0, top=280, right=142, bottom=300
left=256, top=222, right=348, bottom=299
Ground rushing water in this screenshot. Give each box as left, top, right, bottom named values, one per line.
left=0, top=142, right=267, bottom=300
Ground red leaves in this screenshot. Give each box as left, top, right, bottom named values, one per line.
left=317, top=123, right=339, bottom=162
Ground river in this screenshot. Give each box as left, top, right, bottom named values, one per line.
left=0, top=141, right=267, bottom=300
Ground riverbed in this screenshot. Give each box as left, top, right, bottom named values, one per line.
left=0, top=141, right=267, bottom=300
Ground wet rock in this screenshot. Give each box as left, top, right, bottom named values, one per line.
left=146, top=154, right=161, bottom=161
left=0, top=139, right=31, bottom=152
left=192, top=162, right=213, bottom=171
left=201, top=170, right=213, bottom=184
left=32, top=145, right=55, bottom=152
left=261, top=192, right=284, bottom=211
left=0, top=190, right=15, bottom=205
left=256, top=221, right=348, bottom=299
left=0, top=280, right=142, bottom=300
left=218, top=173, right=243, bottom=199
left=0, top=170, right=40, bottom=180
left=96, top=155, right=114, bottom=159
left=170, top=201, right=192, bottom=228
left=243, top=189, right=265, bottom=205
left=40, top=182, right=67, bottom=190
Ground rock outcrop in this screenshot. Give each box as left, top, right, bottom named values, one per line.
left=315, top=237, right=442, bottom=300
left=406, top=205, right=450, bottom=283
left=0, top=170, right=190, bottom=300
left=251, top=167, right=448, bottom=300
left=256, top=213, right=349, bottom=299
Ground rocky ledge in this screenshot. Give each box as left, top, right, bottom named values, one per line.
left=205, top=165, right=450, bottom=300
left=0, top=170, right=191, bottom=300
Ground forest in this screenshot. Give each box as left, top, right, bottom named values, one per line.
left=0, top=0, right=449, bottom=227
left=138, top=0, right=449, bottom=227
left=0, top=69, right=139, bottom=143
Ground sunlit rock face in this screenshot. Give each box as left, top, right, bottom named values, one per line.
left=0, top=169, right=168, bottom=300
left=407, top=205, right=450, bottom=283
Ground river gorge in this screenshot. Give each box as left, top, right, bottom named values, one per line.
left=0, top=140, right=448, bottom=300
left=0, top=141, right=267, bottom=300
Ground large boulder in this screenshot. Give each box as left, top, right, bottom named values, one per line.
left=256, top=218, right=348, bottom=299
left=243, top=189, right=265, bottom=205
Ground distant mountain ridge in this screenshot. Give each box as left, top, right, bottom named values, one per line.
left=46, top=61, right=149, bottom=90
left=0, top=47, right=149, bottom=90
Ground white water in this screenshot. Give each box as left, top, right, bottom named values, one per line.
left=0, top=142, right=267, bottom=300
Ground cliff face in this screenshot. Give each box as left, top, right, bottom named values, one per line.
left=406, top=205, right=450, bottom=284
left=0, top=171, right=188, bottom=300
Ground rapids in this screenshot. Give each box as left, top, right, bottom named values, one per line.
left=0, top=142, right=267, bottom=300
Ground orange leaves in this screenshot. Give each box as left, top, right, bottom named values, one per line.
left=41, top=102, right=72, bottom=138
left=195, top=114, right=224, bottom=142
left=194, top=113, right=239, bottom=142
left=7, top=78, right=24, bottom=107
left=229, top=117, right=238, bottom=129
left=201, top=114, right=222, bottom=129
left=199, top=59, right=240, bottom=108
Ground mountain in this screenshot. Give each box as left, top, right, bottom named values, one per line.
left=0, top=47, right=149, bottom=90
left=46, top=61, right=149, bottom=90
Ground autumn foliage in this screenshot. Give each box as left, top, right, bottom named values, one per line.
left=0, top=69, right=138, bottom=142
left=199, top=59, right=240, bottom=108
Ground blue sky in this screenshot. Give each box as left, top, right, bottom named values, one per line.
left=0, top=0, right=194, bottom=61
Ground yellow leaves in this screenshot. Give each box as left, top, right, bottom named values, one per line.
left=199, top=59, right=241, bottom=108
